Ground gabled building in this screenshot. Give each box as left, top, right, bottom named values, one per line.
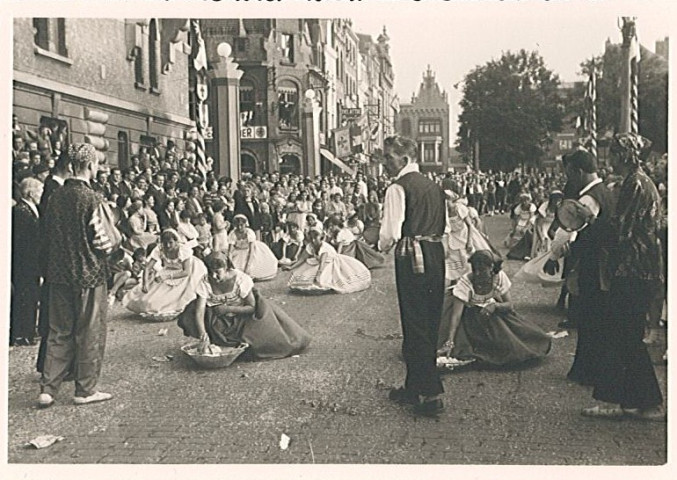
left=396, top=66, right=450, bottom=173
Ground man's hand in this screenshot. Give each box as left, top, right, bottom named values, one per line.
left=543, top=259, right=560, bottom=276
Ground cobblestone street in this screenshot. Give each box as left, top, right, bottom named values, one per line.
left=6, top=214, right=667, bottom=466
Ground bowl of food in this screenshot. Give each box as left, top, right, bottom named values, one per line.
left=180, top=342, right=249, bottom=369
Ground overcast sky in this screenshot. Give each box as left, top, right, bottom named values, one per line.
left=352, top=0, right=671, bottom=141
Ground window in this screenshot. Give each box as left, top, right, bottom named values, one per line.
left=118, top=132, right=129, bottom=169
left=132, top=46, right=145, bottom=87
left=401, top=118, right=411, bottom=137
left=280, top=154, right=301, bottom=175
left=39, top=116, right=69, bottom=154
left=278, top=81, right=299, bottom=130
left=33, top=18, right=69, bottom=60
left=559, top=139, right=573, bottom=150
left=148, top=20, right=160, bottom=93
left=281, top=34, right=294, bottom=63
left=235, top=37, right=248, bottom=53
left=423, top=143, right=437, bottom=163
left=240, top=81, right=256, bottom=127
left=418, top=119, right=442, bottom=135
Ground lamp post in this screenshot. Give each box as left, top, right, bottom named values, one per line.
left=208, top=42, right=243, bottom=181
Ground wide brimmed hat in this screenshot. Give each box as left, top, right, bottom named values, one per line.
left=556, top=199, right=592, bottom=231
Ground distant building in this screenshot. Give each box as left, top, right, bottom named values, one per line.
left=13, top=18, right=195, bottom=168
left=395, top=66, right=450, bottom=173
left=655, top=37, right=669, bottom=60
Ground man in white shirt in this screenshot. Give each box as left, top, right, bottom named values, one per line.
left=379, top=135, right=446, bottom=417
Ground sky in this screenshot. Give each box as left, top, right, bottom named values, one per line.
left=351, top=0, right=672, bottom=141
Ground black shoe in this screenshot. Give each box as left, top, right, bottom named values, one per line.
left=558, top=320, right=577, bottom=329
left=413, top=398, right=444, bottom=417
left=388, top=387, right=419, bottom=405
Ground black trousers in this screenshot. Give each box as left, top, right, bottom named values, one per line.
left=395, top=241, right=445, bottom=397
left=10, top=275, right=40, bottom=342
left=567, top=289, right=608, bottom=385
left=593, top=278, right=663, bottom=409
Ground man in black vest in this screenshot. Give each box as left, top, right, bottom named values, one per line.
left=379, top=135, right=445, bottom=417
left=545, top=150, right=614, bottom=386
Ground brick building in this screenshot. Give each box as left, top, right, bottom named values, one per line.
left=395, top=66, right=450, bottom=173
left=13, top=18, right=195, bottom=168
left=199, top=18, right=396, bottom=178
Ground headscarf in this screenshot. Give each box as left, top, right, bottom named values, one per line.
left=610, top=133, right=652, bottom=167
left=233, top=214, right=249, bottom=226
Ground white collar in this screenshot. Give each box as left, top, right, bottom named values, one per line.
left=52, top=174, right=65, bottom=186
left=22, top=198, right=39, bottom=218
left=395, top=163, right=420, bottom=180
left=579, top=177, right=602, bottom=197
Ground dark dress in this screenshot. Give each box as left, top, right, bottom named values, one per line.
left=177, top=270, right=310, bottom=360
left=450, top=272, right=551, bottom=366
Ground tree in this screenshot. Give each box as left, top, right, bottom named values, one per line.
left=456, top=50, right=564, bottom=172
left=578, top=43, right=668, bottom=153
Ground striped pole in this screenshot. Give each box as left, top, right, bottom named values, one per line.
left=191, top=19, right=210, bottom=178
left=629, top=29, right=640, bottom=135
left=587, top=67, right=597, bottom=162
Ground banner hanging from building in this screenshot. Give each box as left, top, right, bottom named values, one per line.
left=333, top=127, right=351, bottom=158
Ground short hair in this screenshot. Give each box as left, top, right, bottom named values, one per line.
left=384, top=135, right=417, bottom=160
left=179, top=210, right=192, bottom=220
left=20, top=177, right=43, bottom=199
left=132, top=247, right=147, bottom=261
left=160, top=229, right=180, bottom=244
left=203, top=251, right=234, bottom=271
left=566, top=150, right=597, bottom=174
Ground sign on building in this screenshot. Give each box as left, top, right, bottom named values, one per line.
left=241, top=126, right=268, bottom=139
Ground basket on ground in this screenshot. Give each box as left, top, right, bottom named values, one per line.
left=181, top=342, right=249, bottom=369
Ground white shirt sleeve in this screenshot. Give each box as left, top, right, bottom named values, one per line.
left=578, top=194, right=600, bottom=218
left=378, top=183, right=405, bottom=252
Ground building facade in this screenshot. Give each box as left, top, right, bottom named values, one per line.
left=199, top=18, right=396, bottom=178
left=395, top=66, right=450, bottom=173
left=13, top=18, right=196, bottom=168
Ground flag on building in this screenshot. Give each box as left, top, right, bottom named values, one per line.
left=333, top=127, right=351, bottom=158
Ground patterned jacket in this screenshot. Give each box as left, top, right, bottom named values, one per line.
left=44, top=178, right=111, bottom=288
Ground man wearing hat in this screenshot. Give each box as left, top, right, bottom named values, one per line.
left=581, top=133, right=665, bottom=421
left=38, top=143, right=115, bottom=408
left=379, top=135, right=446, bottom=417
left=546, top=149, right=614, bottom=386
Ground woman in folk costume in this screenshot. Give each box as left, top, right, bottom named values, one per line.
left=273, top=221, right=305, bottom=266
left=226, top=214, right=278, bottom=281
left=211, top=199, right=230, bottom=254
left=437, top=189, right=497, bottom=352
left=506, top=193, right=537, bottom=260
left=438, top=250, right=551, bottom=368
left=325, top=215, right=385, bottom=270
left=530, top=190, right=563, bottom=259
left=283, top=227, right=371, bottom=294
left=177, top=252, right=311, bottom=360
left=123, top=229, right=208, bottom=322
left=124, top=199, right=158, bottom=252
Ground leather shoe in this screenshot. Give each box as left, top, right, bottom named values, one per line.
left=38, top=393, right=54, bottom=408
left=388, top=387, right=419, bottom=405
left=413, top=398, right=444, bottom=417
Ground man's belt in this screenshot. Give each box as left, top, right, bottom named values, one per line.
left=395, top=235, right=442, bottom=274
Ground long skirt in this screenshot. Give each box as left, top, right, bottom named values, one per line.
left=212, top=231, right=229, bottom=253
left=340, top=240, right=385, bottom=269
left=507, top=230, right=533, bottom=260
left=230, top=241, right=278, bottom=281
left=177, top=289, right=311, bottom=360
left=289, top=256, right=371, bottom=294
left=122, top=257, right=207, bottom=321
left=514, top=251, right=565, bottom=287
left=451, top=305, right=551, bottom=366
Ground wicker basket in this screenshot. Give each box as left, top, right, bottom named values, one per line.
left=181, top=342, right=249, bottom=369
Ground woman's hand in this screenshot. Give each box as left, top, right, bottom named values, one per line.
left=198, top=332, right=210, bottom=354
left=480, top=303, right=496, bottom=317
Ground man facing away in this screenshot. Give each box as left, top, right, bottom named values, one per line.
left=38, top=143, right=115, bottom=408
left=379, top=135, right=446, bottom=417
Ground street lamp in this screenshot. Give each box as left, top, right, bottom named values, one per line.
left=217, top=42, right=232, bottom=59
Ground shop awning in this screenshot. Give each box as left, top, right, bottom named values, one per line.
left=320, top=148, right=355, bottom=176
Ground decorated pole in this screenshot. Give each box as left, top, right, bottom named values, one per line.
left=619, top=17, right=640, bottom=134
left=586, top=63, right=598, bottom=162
left=190, top=19, right=210, bottom=177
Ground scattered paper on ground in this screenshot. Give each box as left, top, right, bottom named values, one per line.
left=547, top=330, right=569, bottom=339
left=157, top=328, right=168, bottom=336
left=279, top=433, right=290, bottom=450
left=151, top=355, right=173, bottom=362
left=27, top=435, right=64, bottom=449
